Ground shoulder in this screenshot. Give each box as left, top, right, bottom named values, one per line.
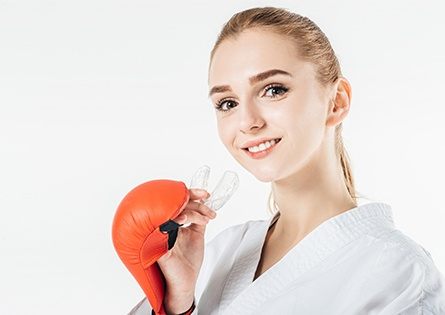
left=373, top=228, right=441, bottom=277
left=368, top=228, right=445, bottom=314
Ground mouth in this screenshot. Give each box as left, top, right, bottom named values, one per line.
left=242, top=138, right=282, bottom=152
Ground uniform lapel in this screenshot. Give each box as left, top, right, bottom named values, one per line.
left=218, top=212, right=279, bottom=312
left=221, top=202, right=393, bottom=315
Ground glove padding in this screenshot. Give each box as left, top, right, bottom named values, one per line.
left=112, top=179, right=190, bottom=315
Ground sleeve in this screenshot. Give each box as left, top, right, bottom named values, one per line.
left=367, top=238, right=445, bottom=315
left=416, top=248, right=445, bottom=315
left=377, top=260, right=445, bottom=315
left=127, top=297, right=148, bottom=315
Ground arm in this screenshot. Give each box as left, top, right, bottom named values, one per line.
left=163, top=290, right=196, bottom=315
left=128, top=296, right=198, bottom=315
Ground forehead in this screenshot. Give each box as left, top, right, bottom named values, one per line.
left=208, top=30, right=308, bottom=86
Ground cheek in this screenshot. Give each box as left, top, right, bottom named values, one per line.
left=217, top=119, right=235, bottom=150
left=283, top=92, right=325, bottom=130
left=277, top=98, right=326, bottom=155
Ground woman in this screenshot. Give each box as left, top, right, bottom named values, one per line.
left=130, top=7, right=445, bottom=315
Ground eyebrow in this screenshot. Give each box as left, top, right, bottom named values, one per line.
left=208, top=69, right=293, bottom=98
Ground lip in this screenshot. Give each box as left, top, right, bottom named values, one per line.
left=240, top=137, right=282, bottom=149
left=242, top=138, right=282, bottom=160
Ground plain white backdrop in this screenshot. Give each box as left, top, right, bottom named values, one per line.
left=1, top=0, right=444, bottom=314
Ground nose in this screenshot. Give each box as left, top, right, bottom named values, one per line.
left=238, top=100, right=265, bottom=134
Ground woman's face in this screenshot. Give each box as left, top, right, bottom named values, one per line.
left=208, top=30, right=332, bottom=183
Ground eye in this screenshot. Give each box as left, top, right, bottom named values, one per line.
left=263, top=84, right=289, bottom=98
left=214, top=99, right=237, bottom=113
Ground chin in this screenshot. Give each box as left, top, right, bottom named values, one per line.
left=232, top=155, right=278, bottom=182
left=248, top=167, right=279, bottom=183
left=254, top=174, right=276, bottom=183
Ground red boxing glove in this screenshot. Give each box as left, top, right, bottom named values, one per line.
left=112, top=179, right=190, bottom=315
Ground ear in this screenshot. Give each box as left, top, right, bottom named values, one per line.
left=325, top=77, right=352, bottom=127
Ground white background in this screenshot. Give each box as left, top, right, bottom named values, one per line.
left=1, top=0, right=444, bottom=314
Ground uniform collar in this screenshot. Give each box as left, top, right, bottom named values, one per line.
left=220, top=201, right=394, bottom=314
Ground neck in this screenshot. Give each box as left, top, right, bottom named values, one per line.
left=270, top=137, right=357, bottom=246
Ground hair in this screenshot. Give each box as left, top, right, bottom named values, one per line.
left=208, top=6, right=364, bottom=215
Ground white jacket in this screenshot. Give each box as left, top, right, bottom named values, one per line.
left=129, top=201, right=445, bottom=314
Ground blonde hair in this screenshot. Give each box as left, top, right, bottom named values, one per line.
left=209, top=7, right=364, bottom=215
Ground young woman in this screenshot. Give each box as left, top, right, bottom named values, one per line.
left=129, top=7, right=445, bottom=315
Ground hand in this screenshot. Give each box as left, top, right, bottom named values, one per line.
left=157, top=188, right=217, bottom=293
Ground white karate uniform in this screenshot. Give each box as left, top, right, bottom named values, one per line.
left=128, top=201, right=445, bottom=314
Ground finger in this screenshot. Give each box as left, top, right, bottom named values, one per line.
left=174, top=213, right=187, bottom=225
left=188, top=188, right=210, bottom=201
left=186, top=200, right=217, bottom=218
left=176, top=211, right=210, bottom=226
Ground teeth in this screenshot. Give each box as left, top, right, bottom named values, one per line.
left=247, top=139, right=279, bottom=153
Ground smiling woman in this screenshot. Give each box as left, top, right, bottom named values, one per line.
left=129, top=6, right=445, bottom=315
